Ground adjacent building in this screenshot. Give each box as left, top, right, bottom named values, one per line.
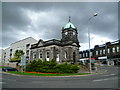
left=79, top=40, right=120, bottom=65
left=30, top=18, right=80, bottom=64
left=2, top=37, right=38, bottom=64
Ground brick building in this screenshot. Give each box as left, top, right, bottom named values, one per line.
left=79, top=40, right=120, bottom=65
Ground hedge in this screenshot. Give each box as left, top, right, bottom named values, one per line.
left=26, top=59, right=80, bottom=73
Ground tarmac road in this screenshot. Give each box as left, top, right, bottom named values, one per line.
left=1, top=66, right=120, bottom=89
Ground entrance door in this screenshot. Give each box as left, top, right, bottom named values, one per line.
left=73, top=52, right=76, bottom=63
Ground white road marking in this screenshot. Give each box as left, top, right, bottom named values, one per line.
left=102, top=74, right=116, bottom=77
left=0, top=82, right=6, bottom=84
left=2, top=78, right=16, bottom=81
left=93, top=77, right=118, bottom=82
left=93, top=78, right=108, bottom=82
left=110, top=74, right=115, bottom=75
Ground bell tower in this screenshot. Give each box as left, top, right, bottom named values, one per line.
left=61, top=16, right=79, bottom=46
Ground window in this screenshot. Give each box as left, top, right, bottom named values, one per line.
left=96, top=51, right=98, bottom=55
left=86, top=53, right=88, bottom=57
left=56, top=53, right=59, bottom=62
left=10, top=49, right=12, bottom=52
left=90, top=52, right=92, bottom=57
left=112, top=47, right=115, bottom=53
left=100, top=50, right=102, bottom=55
left=107, top=48, right=110, bottom=53
left=65, top=52, right=67, bottom=58
left=33, top=53, right=36, bottom=59
left=83, top=53, right=85, bottom=57
left=46, top=52, right=49, bottom=61
left=39, top=53, right=42, bottom=58
left=10, top=54, right=12, bottom=59
left=117, top=46, right=119, bottom=52
left=47, top=52, right=49, bottom=58
left=26, top=50, right=29, bottom=56
left=26, top=44, right=30, bottom=49
left=103, top=49, right=105, bottom=54
left=80, top=54, right=82, bottom=58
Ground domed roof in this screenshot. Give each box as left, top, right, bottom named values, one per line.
left=64, top=22, right=75, bottom=29
left=64, top=16, right=76, bottom=29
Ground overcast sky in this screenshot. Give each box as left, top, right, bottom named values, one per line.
left=2, top=2, right=118, bottom=51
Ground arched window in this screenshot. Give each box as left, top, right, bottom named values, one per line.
left=117, top=46, right=119, bottom=52
left=46, top=52, right=49, bottom=61
left=65, top=52, right=67, bottom=58
left=96, top=51, right=98, bottom=55
left=39, top=53, right=42, bottom=59
left=112, top=47, right=115, bottom=53
left=33, top=53, right=36, bottom=59
left=56, top=53, right=59, bottom=62
left=73, top=52, right=76, bottom=63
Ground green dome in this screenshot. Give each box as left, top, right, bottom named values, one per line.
left=64, top=22, right=76, bottom=29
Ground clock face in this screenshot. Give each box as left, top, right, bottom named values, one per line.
left=65, top=32, right=68, bottom=35
left=73, top=32, right=75, bottom=35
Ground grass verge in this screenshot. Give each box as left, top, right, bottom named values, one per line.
left=0, top=66, right=7, bottom=68
left=7, top=71, right=90, bottom=76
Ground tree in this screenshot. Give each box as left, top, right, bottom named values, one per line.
left=10, top=50, right=24, bottom=62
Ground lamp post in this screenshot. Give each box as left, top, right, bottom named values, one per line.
left=88, top=13, right=98, bottom=73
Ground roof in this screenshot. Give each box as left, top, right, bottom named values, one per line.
left=64, top=16, right=76, bottom=29
left=30, top=39, right=80, bottom=49
left=64, top=22, right=76, bottom=29
left=11, top=37, right=37, bottom=45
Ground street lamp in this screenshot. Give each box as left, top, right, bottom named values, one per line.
left=88, top=13, right=98, bottom=73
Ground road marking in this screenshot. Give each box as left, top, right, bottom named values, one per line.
left=110, top=74, right=115, bottom=75
left=32, top=81, right=48, bottom=83
left=93, top=78, right=108, bottom=82
left=93, top=77, right=118, bottom=82
left=102, top=74, right=116, bottom=77
left=0, top=82, right=6, bottom=84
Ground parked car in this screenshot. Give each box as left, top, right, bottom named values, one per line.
left=2, top=67, right=18, bottom=72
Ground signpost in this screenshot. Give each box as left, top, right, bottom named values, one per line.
left=20, top=56, right=26, bottom=72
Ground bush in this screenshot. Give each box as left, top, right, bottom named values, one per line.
left=26, top=59, right=80, bottom=73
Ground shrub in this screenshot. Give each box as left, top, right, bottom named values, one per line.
left=26, top=59, right=80, bottom=73
left=70, top=65, right=80, bottom=73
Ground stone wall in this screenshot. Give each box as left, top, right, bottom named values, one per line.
left=2, top=62, right=17, bottom=68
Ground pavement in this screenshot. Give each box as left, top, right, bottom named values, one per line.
left=78, top=66, right=108, bottom=75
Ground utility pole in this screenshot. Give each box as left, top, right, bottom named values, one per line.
left=88, top=13, right=98, bottom=73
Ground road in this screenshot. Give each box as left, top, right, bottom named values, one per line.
left=1, top=66, right=120, bottom=89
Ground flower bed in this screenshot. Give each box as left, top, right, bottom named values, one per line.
left=21, top=71, right=63, bottom=74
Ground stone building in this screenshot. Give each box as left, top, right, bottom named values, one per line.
left=30, top=18, right=80, bottom=64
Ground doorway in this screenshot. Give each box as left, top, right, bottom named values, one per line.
left=73, top=52, right=76, bottom=63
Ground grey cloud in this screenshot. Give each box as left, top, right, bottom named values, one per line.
left=2, top=2, right=118, bottom=48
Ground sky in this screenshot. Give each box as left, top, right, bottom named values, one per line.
left=2, top=2, right=119, bottom=51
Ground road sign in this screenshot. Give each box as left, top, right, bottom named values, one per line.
left=20, top=56, right=26, bottom=66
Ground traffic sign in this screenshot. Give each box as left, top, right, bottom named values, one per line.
left=20, top=56, right=26, bottom=66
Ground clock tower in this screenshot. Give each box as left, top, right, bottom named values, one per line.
left=61, top=17, right=79, bottom=46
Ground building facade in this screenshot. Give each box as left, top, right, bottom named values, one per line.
left=79, top=40, right=120, bottom=65
left=30, top=18, right=80, bottom=64
left=2, top=37, right=38, bottom=64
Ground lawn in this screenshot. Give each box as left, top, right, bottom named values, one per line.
left=7, top=71, right=90, bottom=76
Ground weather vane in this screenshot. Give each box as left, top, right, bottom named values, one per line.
left=69, top=16, right=71, bottom=22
